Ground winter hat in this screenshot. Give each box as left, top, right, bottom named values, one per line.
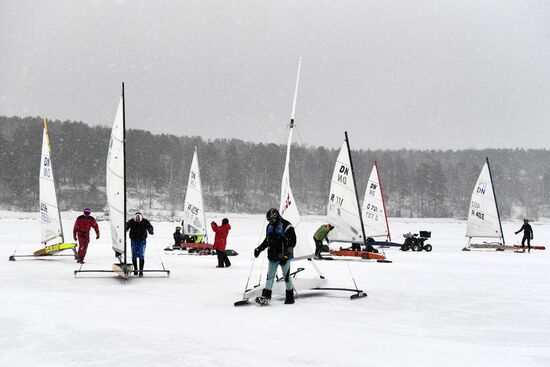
left=83, top=208, right=92, bottom=215
left=135, top=212, right=143, bottom=223
left=175, top=226, right=182, bottom=231
left=222, top=218, right=229, bottom=225
left=327, top=224, right=334, bottom=230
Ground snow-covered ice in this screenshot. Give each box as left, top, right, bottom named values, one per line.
left=1, top=213, right=549, bottom=366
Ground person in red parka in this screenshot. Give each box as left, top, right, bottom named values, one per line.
left=211, top=218, right=231, bottom=268
left=73, top=208, right=100, bottom=264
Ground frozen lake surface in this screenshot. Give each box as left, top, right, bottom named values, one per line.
left=1, top=213, right=549, bottom=366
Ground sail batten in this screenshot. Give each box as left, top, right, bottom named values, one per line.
left=40, top=118, right=64, bottom=245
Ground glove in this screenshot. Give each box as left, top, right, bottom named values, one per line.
left=73, top=235, right=77, bottom=241
left=254, top=247, right=261, bottom=258
left=96, top=234, right=100, bottom=239
left=279, top=254, right=289, bottom=265
left=514, top=231, right=518, bottom=235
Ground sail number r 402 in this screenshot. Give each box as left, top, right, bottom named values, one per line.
left=471, top=210, right=485, bottom=220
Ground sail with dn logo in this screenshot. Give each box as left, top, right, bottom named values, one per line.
left=361, top=161, right=391, bottom=240
left=182, top=149, right=207, bottom=237
left=464, top=158, right=505, bottom=251
left=327, top=141, right=362, bottom=242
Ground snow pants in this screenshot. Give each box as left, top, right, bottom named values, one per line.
left=77, top=235, right=90, bottom=260
left=216, top=250, right=231, bottom=267
left=131, top=239, right=147, bottom=260
left=314, top=238, right=323, bottom=257
left=265, top=260, right=293, bottom=291
left=521, top=236, right=531, bottom=248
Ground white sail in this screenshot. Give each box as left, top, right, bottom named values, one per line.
left=106, top=97, right=125, bottom=255
left=182, top=149, right=207, bottom=236
left=39, top=119, right=63, bottom=244
left=327, top=142, right=363, bottom=243
left=279, top=125, right=314, bottom=260
left=362, top=162, right=390, bottom=239
left=465, top=160, right=503, bottom=240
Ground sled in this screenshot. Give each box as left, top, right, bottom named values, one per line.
left=513, top=245, right=545, bottom=251
left=329, top=249, right=388, bottom=261
left=468, top=243, right=517, bottom=251
left=374, top=241, right=402, bottom=248
left=165, top=243, right=239, bottom=256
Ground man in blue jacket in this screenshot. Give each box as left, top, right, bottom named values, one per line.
left=254, top=208, right=296, bottom=305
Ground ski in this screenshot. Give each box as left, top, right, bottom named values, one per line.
left=234, top=299, right=251, bottom=307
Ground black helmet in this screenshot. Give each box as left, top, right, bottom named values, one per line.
left=222, top=218, right=229, bottom=225
left=266, top=208, right=279, bottom=223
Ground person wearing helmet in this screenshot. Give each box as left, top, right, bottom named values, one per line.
left=253, top=208, right=297, bottom=305
left=72, top=208, right=100, bottom=264
left=173, top=226, right=185, bottom=249
left=211, top=218, right=232, bottom=268
left=515, top=219, right=534, bottom=252
left=313, top=223, right=334, bottom=259
left=125, top=212, right=154, bottom=277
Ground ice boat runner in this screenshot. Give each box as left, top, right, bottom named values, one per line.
left=75, top=83, right=169, bottom=279
left=9, top=118, right=77, bottom=261
left=234, top=58, right=366, bottom=306
left=462, top=157, right=513, bottom=251
left=326, top=133, right=390, bottom=262
left=165, top=148, right=237, bottom=256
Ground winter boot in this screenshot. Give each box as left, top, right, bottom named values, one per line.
left=132, top=259, right=138, bottom=276
left=255, top=288, right=272, bottom=305
left=285, top=290, right=295, bottom=304
left=139, top=259, right=144, bottom=277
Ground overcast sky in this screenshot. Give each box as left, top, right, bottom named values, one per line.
left=1, top=0, right=550, bottom=149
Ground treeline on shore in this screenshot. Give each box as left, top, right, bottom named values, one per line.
left=1, top=115, right=549, bottom=219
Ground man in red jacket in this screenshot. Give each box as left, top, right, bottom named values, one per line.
left=73, top=208, right=100, bottom=264
left=211, top=218, right=231, bottom=268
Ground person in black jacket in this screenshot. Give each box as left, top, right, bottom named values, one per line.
left=254, top=208, right=297, bottom=304
left=126, top=212, right=154, bottom=277
left=515, top=219, right=533, bottom=252
left=173, top=226, right=185, bottom=248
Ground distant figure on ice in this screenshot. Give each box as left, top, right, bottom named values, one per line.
left=253, top=208, right=296, bottom=305
left=515, top=219, right=533, bottom=252
left=73, top=208, right=100, bottom=264
left=211, top=218, right=232, bottom=268
left=173, top=226, right=185, bottom=248
left=313, top=223, right=334, bottom=259
left=126, top=212, right=154, bottom=277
